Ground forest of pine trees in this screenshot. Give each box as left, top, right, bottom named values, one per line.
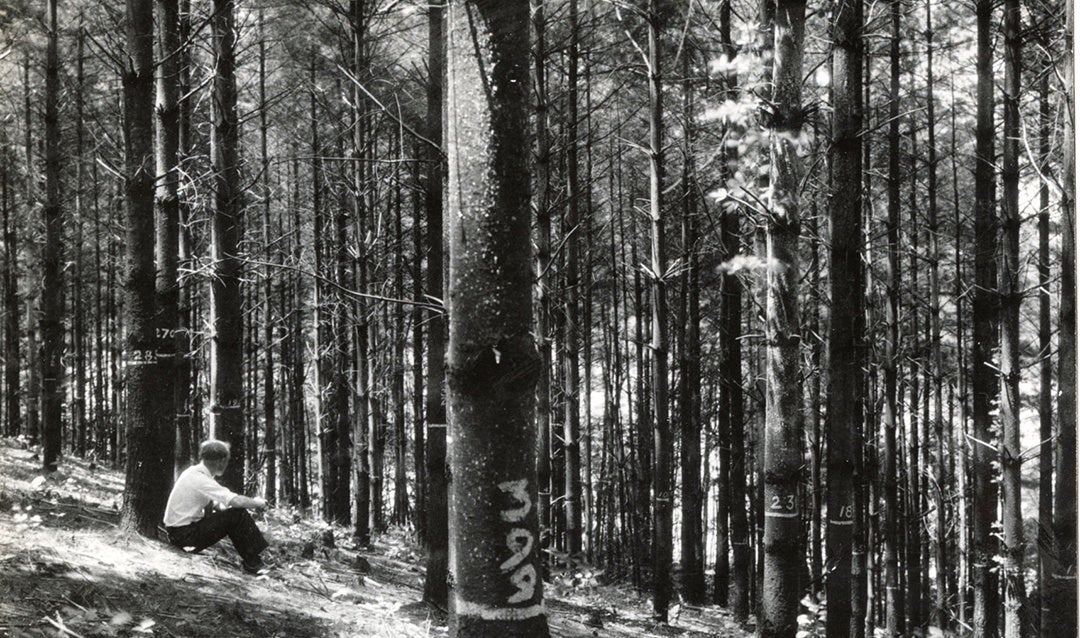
left=0, top=0, right=1074, bottom=635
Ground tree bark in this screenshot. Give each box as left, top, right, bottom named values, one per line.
left=1000, top=0, right=1025, bottom=633
left=41, top=0, right=64, bottom=473
left=209, top=0, right=245, bottom=491
left=1037, top=44, right=1054, bottom=638
left=825, top=1, right=864, bottom=634
left=563, top=0, right=583, bottom=561
left=972, top=0, right=1000, bottom=631
left=923, top=0, right=947, bottom=628
left=423, top=0, right=449, bottom=611
left=1053, top=0, right=1077, bottom=633
left=156, top=0, right=181, bottom=498
left=678, top=32, right=705, bottom=608
left=120, top=0, right=169, bottom=537
left=716, top=5, right=745, bottom=609
left=645, top=0, right=673, bottom=622
left=444, top=2, right=549, bottom=635
left=532, top=0, right=553, bottom=570
left=761, top=2, right=806, bottom=635
left=882, top=6, right=901, bottom=632
left=255, top=8, right=276, bottom=505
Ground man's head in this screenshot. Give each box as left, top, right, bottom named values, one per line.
left=199, top=440, right=231, bottom=477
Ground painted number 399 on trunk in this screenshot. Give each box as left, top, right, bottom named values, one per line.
left=498, top=479, right=537, bottom=604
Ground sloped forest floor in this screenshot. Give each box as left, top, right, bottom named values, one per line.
left=0, top=439, right=750, bottom=638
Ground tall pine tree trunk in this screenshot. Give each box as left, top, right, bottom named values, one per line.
left=885, top=14, right=902, bottom=621
left=1, top=159, right=15, bottom=440
left=210, top=0, right=245, bottom=491
left=423, top=0, right=449, bottom=611
left=532, top=0, right=553, bottom=567
left=156, top=0, right=181, bottom=494
left=716, top=4, right=746, bottom=607
left=924, top=0, right=947, bottom=628
left=678, top=39, right=705, bottom=607
left=825, top=1, right=864, bottom=634
left=257, top=9, right=276, bottom=505
left=645, top=0, right=673, bottom=621
left=444, top=2, right=548, bottom=635
left=563, top=0, right=583, bottom=560
left=1037, top=48, right=1054, bottom=638
left=971, top=0, right=1000, bottom=631
left=121, top=0, right=169, bottom=536
left=41, top=0, right=63, bottom=473
left=1000, top=0, right=1025, bottom=633
left=1053, top=0, right=1077, bottom=633
left=761, top=2, right=806, bottom=635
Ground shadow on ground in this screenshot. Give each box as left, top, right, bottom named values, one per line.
left=0, top=548, right=335, bottom=638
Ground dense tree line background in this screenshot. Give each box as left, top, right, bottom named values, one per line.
left=0, top=0, right=1074, bottom=635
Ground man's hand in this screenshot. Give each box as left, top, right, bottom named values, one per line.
left=228, top=495, right=269, bottom=510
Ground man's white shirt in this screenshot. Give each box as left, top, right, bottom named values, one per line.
left=163, top=463, right=240, bottom=527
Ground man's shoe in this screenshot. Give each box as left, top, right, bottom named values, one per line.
left=242, top=556, right=269, bottom=576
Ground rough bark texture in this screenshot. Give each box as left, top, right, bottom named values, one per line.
left=256, top=9, right=275, bottom=505
left=645, top=0, right=673, bottom=622
left=761, top=2, right=805, bottom=635
left=209, top=0, right=245, bottom=491
left=1037, top=59, right=1053, bottom=638
left=423, top=0, right=449, bottom=611
left=971, top=0, right=999, bottom=632
left=825, top=0, right=863, bottom=634
left=1, top=160, right=15, bottom=441
left=352, top=0, right=371, bottom=541
left=532, top=0, right=553, bottom=569
left=718, top=3, right=746, bottom=612
left=121, top=0, right=169, bottom=537
left=156, top=0, right=181, bottom=503
left=1053, top=0, right=1077, bottom=633
left=1000, top=0, right=1024, bottom=634
left=924, top=0, right=946, bottom=629
left=678, top=42, right=705, bottom=608
left=444, top=2, right=549, bottom=636
left=563, top=0, right=583, bottom=562
left=41, top=0, right=63, bottom=473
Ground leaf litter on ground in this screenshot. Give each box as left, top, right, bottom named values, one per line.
left=0, top=438, right=749, bottom=637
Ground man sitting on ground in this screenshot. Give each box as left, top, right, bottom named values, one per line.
left=163, top=440, right=270, bottom=575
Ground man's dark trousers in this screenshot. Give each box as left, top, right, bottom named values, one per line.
left=166, top=508, right=268, bottom=562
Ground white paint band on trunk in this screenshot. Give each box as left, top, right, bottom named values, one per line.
left=455, top=597, right=546, bottom=621
left=764, top=511, right=800, bottom=519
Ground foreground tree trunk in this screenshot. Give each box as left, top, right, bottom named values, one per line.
left=825, top=0, right=864, bottom=634
left=209, top=0, right=245, bottom=491
left=444, top=2, right=549, bottom=636
left=120, top=0, right=169, bottom=537
left=761, top=1, right=806, bottom=635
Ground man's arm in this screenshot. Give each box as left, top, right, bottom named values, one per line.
left=227, top=495, right=267, bottom=510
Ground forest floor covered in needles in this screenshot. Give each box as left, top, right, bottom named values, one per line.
left=0, top=439, right=749, bottom=638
